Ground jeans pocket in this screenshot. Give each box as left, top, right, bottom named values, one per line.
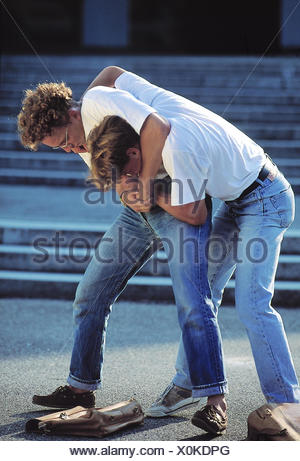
left=269, top=185, right=295, bottom=228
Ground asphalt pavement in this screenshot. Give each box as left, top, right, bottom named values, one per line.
left=1, top=298, right=300, bottom=442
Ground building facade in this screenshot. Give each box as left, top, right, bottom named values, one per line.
left=1, top=0, right=299, bottom=54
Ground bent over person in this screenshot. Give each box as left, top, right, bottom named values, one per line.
left=17, top=73, right=228, bottom=435
left=87, top=110, right=300, bottom=420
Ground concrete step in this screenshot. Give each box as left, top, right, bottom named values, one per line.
left=3, top=56, right=300, bottom=117
left=0, top=269, right=299, bottom=306
left=212, top=105, right=300, bottom=123
left=0, top=150, right=88, bottom=171
left=235, top=124, right=300, bottom=141
left=4, top=84, right=299, bottom=105
left=3, top=53, right=300, bottom=68
left=0, top=100, right=295, bottom=118
left=0, top=167, right=88, bottom=187
left=1, top=151, right=300, bottom=178
left=4, top=94, right=300, bottom=118
left=1, top=219, right=299, bottom=254
left=0, top=243, right=297, bottom=280
left=0, top=115, right=18, bottom=132
left=3, top=131, right=300, bottom=158
left=171, top=93, right=300, bottom=106
left=4, top=67, right=300, bottom=86
left=4, top=87, right=300, bottom=109
left=0, top=244, right=168, bottom=276
left=260, top=140, right=300, bottom=158
left=0, top=269, right=174, bottom=301
left=5, top=77, right=300, bottom=96
left=3, top=115, right=300, bottom=140
left=1, top=167, right=300, bottom=190
left=0, top=219, right=111, bottom=247
left=0, top=110, right=298, bottom=130
left=6, top=168, right=300, bottom=191
left=274, top=158, right=300, bottom=177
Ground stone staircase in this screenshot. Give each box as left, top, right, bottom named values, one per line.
left=1, top=55, right=300, bottom=305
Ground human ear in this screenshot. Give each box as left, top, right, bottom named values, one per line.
left=68, top=108, right=81, bottom=120
left=126, top=147, right=140, bottom=158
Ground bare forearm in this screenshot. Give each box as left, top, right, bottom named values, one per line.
left=139, top=113, right=170, bottom=181
left=156, top=194, right=207, bottom=226
left=82, top=66, right=125, bottom=97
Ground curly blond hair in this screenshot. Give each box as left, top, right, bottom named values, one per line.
left=18, top=82, right=73, bottom=150
left=87, top=115, right=140, bottom=191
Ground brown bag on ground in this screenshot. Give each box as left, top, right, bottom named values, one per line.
left=247, top=404, right=300, bottom=441
left=25, top=398, right=144, bottom=438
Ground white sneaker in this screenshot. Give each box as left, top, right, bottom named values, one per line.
left=146, top=383, right=200, bottom=417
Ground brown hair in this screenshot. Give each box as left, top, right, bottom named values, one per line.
left=18, top=82, right=73, bottom=150
left=87, top=115, right=140, bottom=191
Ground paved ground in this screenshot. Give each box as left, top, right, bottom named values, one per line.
left=0, top=298, right=300, bottom=442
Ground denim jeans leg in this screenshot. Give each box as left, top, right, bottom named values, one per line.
left=232, top=176, right=300, bottom=403
left=147, top=205, right=228, bottom=397
left=67, top=207, right=157, bottom=391
left=170, top=174, right=300, bottom=402
left=171, top=202, right=238, bottom=392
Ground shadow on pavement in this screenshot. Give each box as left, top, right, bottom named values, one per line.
left=180, top=433, right=225, bottom=441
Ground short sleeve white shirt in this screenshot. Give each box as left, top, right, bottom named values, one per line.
left=78, top=86, right=156, bottom=168
left=116, top=71, right=266, bottom=205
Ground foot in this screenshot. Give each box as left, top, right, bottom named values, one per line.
left=191, top=404, right=228, bottom=435
left=32, top=385, right=95, bottom=409
left=207, top=394, right=227, bottom=419
left=146, top=383, right=200, bottom=417
left=69, top=385, right=90, bottom=394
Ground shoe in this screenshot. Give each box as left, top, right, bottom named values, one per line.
left=32, top=385, right=96, bottom=409
left=146, top=383, right=200, bottom=417
left=191, top=405, right=227, bottom=435
left=247, top=404, right=300, bottom=441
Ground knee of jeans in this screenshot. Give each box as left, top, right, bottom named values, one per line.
left=73, top=282, right=112, bottom=323
left=72, top=283, right=90, bottom=319
left=236, top=299, right=281, bottom=329
left=72, top=297, right=86, bottom=321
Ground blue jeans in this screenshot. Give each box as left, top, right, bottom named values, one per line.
left=67, top=200, right=228, bottom=397
left=174, top=170, right=300, bottom=403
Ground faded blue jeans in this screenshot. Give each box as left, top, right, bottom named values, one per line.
left=68, top=198, right=228, bottom=397
left=174, top=169, right=300, bottom=403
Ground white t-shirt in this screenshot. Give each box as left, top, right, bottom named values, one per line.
left=79, top=85, right=156, bottom=168
left=115, top=71, right=266, bottom=204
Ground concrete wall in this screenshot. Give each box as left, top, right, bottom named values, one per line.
left=281, top=0, right=300, bottom=48
left=82, top=0, right=129, bottom=47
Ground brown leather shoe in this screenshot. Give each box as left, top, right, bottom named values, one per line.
left=247, top=404, right=300, bottom=441
left=32, top=385, right=95, bottom=409
left=191, top=404, right=227, bottom=435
